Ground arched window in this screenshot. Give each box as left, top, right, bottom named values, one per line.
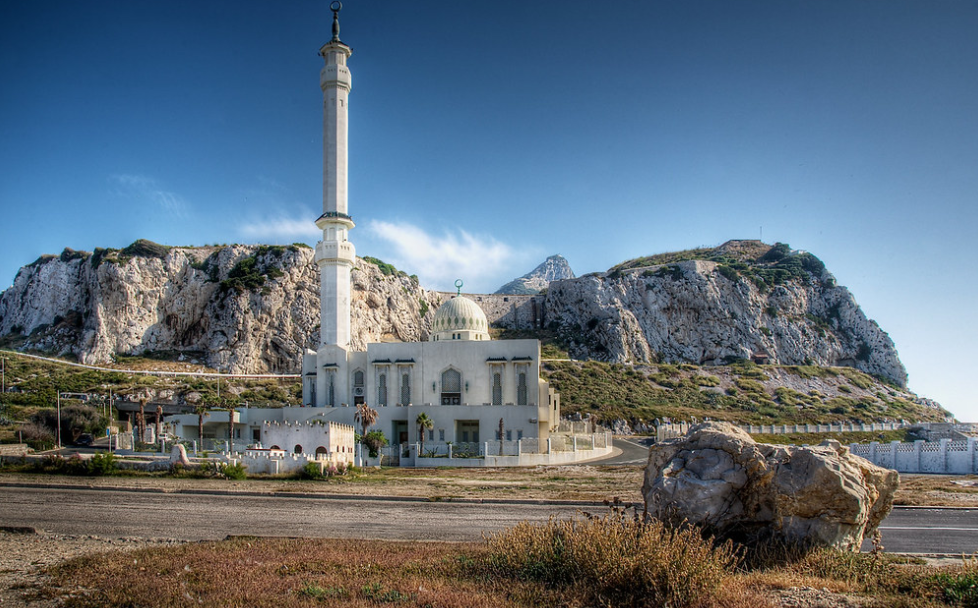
left=378, top=373, right=388, bottom=407
left=353, top=369, right=365, bottom=404
left=294, top=444, right=303, bottom=454
left=517, top=372, right=528, bottom=405
left=492, top=372, right=502, bottom=406
left=316, top=446, right=328, bottom=456
left=441, top=369, right=461, bottom=405
left=400, top=372, right=411, bottom=406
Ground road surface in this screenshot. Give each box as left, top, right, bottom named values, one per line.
left=1, top=486, right=975, bottom=553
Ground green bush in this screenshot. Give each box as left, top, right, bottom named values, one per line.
left=88, top=452, right=117, bottom=476
left=362, top=430, right=388, bottom=458
left=219, top=462, right=247, bottom=480
left=297, top=461, right=326, bottom=480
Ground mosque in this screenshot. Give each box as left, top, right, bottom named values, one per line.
left=299, top=4, right=561, bottom=448
left=167, top=5, right=602, bottom=467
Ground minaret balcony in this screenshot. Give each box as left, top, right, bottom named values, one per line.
left=316, top=211, right=355, bottom=231
left=315, top=240, right=356, bottom=266
left=321, top=64, right=352, bottom=90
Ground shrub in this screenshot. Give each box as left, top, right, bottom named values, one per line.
left=119, top=239, right=171, bottom=259
left=219, top=461, right=247, bottom=480
left=735, top=378, right=766, bottom=394
left=758, top=242, right=791, bottom=263
left=88, top=451, right=117, bottom=476
left=297, top=461, right=326, bottom=480
left=717, top=264, right=739, bottom=282
left=362, top=430, right=388, bottom=458
left=483, top=512, right=738, bottom=608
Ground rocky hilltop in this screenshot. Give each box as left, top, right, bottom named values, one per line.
left=1, top=239, right=905, bottom=388
left=545, top=241, right=907, bottom=386
left=0, top=241, right=441, bottom=373
left=495, top=254, right=574, bottom=295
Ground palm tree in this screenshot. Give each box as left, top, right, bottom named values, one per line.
left=156, top=404, right=164, bottom=444
left=137, top=397, right=147, bottom=444
left=416, top=412, right=433, bottom=455
left=194, top=404, right=209, bottom=452
left=354, top=403, right=378, bottom=441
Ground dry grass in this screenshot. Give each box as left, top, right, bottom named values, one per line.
left=895, top=475, right=978, bottom=507
left=483, top=512, right=740, bottom=608
left=49, top=537, right=507, bottom=608
left=40, top=528, right=978, bottom=608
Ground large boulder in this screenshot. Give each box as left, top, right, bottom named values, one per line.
left=642, top=422, right=898, bottom=550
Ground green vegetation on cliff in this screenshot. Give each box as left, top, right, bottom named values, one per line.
left=543, top=359, right=946, bottom=427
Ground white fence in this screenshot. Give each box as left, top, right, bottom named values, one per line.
left=850, top=439, right=978, bottom=474
left=656, top=421, right=905, bottom=443
left=364, top=432, right=614, bottom=467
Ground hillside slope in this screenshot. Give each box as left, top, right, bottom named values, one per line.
left=544, top=240, right=907, bottom=386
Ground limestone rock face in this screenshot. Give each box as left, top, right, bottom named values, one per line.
left=495, top=254, right=575, bottom=295
left=0, top=241, right=908, bottom=387
left=545, top=259, right=907, bottom=386
left=0, top=245, right=437, bottom=374
left=642, top=422, right=899, bottom=550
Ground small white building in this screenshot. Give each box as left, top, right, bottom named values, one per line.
left=261, top=419, right=355, bottom=461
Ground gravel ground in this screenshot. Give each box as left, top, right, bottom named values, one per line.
left=0, top=530, right=184, bottom=607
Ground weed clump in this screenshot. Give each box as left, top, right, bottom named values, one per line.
left=483, top=509, right=738, bottom=608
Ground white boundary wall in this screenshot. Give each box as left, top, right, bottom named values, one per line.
left=849, top=439, right=978, bottom=474
left=360, top=432, right=613, bottom=467
left=656, top=421, right=905, bottom=443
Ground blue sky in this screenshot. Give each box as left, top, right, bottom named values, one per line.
left=1, top=1, right=976, bottom=420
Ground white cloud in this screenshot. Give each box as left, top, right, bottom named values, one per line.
left=239, top=215, right=321, bottom=241
left=367, top=220, right=520, bottom=292
left=110, top=174, right=190, bottom=218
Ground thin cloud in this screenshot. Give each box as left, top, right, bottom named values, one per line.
left=110, top=174, right=190, bottom=218
left=367, top=220, right=519, bottom=292
left=239, top=215, right=321, bottom=241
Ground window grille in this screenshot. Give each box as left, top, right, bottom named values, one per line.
left=400, top=373, right=411, bottom=406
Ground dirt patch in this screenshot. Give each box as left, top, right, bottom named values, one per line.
left=0, top=530, right=183, bottom=608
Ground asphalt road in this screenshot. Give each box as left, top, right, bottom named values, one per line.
left=1, top=486, right=976, bottom=553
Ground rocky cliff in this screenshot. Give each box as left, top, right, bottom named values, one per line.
left=544, top=241, right=907, bottom=386
left=0, top=239, right=907, bottom=387
left=495, top=254, right=575, bottom=295
left=0, top=241, right=440, bottom=374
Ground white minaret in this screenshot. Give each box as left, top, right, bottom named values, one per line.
left=315, top=2, right=355, bottom=348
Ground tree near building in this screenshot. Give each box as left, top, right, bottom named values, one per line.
left=354, top=403, right=378, bottom=440
left=416, top=412, right=433, bottom=454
